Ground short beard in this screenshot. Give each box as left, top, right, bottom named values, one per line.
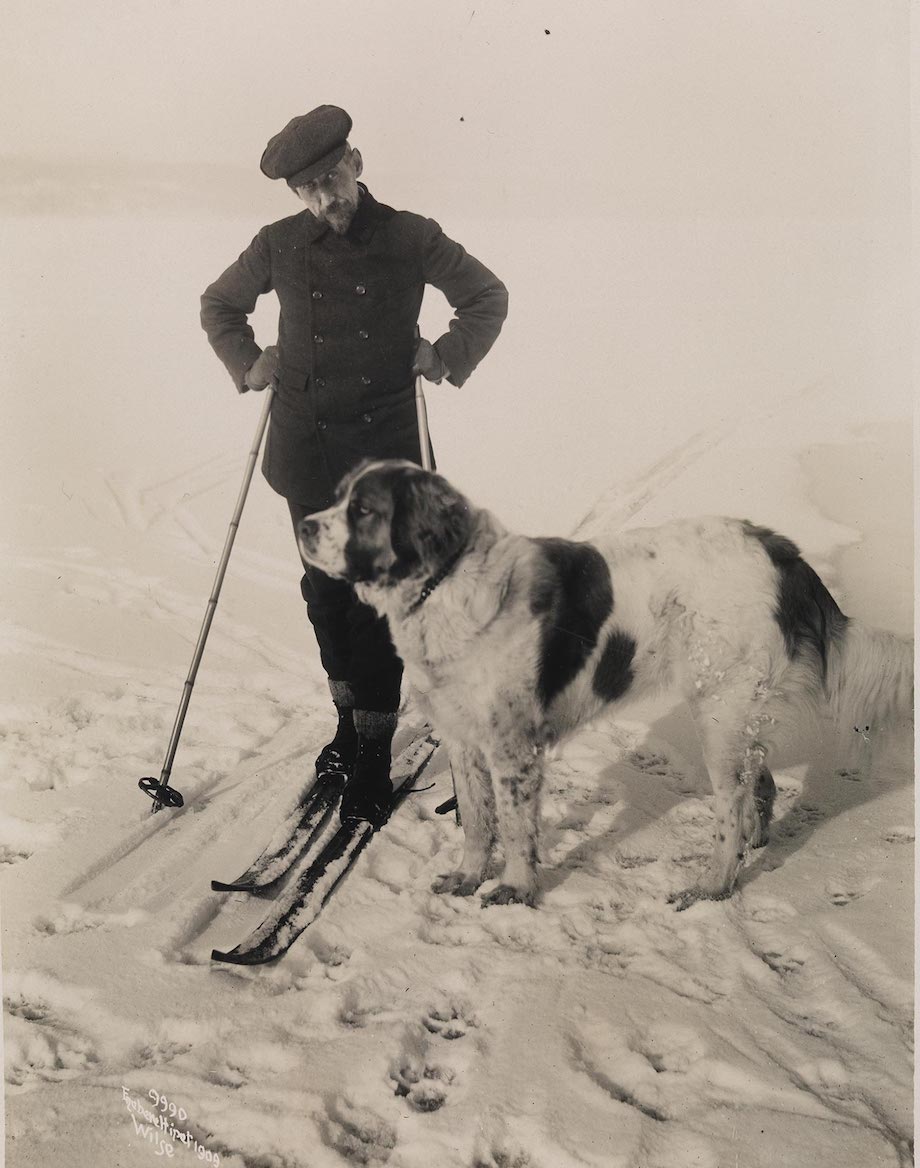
left=324, top=202, right=358, bottom=235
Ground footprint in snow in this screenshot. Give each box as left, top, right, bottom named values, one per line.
left=33, top=903, right=147, bottom=937
left=203, top=1058, right=249, bottom=1089
left=826, top=873, right=878, bottom=907
left=337, top=985, right=390, bottom=1029
left=569, top=1025, right=669, bottom=1122
left=0, top=815, right=58, bottom=867
left=390, top=1057, right=455, bottom=1112
left=323, top=1096, right=398, bottom=1164
left=756, top=945, right=807, bottom=975
left=422, top=1001, right=478, bottom=1040
left=4, top=988, right=100, bottom=1088
left=882, top=826, right=914, bottom=845
left=774, top=802, right=825, bottom=839
left=0, top=844, right=35, bottom=867
left=130, top=1034, right=195, bottom=1069
left=742, top=894, right=798, bottom=924
left=337, top=969, right=441, bottom=1029
left=308, top=932, right=352, bottom=969
left=472, top=1143, right=535, bottom=1168
left=630, top=1021, right=709, bottom=1076
left=388, top=999, right=479, bottom=1113
left=627, top=749, right=673, bottom=777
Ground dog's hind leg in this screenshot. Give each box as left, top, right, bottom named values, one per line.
left=751, top=765, right=776, bottom=849
left=671, top=693, right=775, bottom=910
left=835, top=722, right=874, bottom=781
left=431, top=744, right=497, bottom=898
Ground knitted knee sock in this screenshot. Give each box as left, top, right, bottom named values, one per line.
left=328, top=679, right=355, bottom=712
left=353, top=709, right=398, bottom=744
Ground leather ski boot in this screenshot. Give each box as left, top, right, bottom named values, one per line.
left=340, top=711, right=397, bottom=828
left=315, top=681, right=357, bottom=785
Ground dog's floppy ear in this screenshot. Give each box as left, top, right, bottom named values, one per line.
left=390, top=468, right=473, bottom=577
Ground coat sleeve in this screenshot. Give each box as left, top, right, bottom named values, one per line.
left=200, top=230, right=273, bottom=393
left=420, top=219, right=508, bottom=388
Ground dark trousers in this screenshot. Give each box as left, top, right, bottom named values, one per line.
left=288, top=501, right=403, bottom=713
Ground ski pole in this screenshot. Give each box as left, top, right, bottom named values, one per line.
left=139, top=382, right=276, bottom=813
left=415, top=372, right=433, bottom=471
left=413, top=359, right=460, bottom=823
left=413, top=326, right=434, bottom=471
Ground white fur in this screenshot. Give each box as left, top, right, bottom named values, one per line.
left=300, top=465, right=914, bottom=909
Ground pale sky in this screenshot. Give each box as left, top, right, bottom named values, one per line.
left=2, top=1, right=912, bottom=537
left=3, top=0, right=910, bottom=221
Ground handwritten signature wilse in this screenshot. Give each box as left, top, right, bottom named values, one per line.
left=122, top=1086, right=221, bottom=1164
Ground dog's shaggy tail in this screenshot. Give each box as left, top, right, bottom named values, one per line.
left=825, top=621, right=913, bottom=763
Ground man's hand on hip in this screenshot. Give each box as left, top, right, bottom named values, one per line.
left=412, top=338, right=449, bottom=385
left=244, top=345, right=280, bottom=391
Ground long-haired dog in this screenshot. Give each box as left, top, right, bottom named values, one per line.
left=298, top=460, right=913, bottom=909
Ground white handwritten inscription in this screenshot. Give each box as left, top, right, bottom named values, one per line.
left=121, top=1086, right=221, bottom=1164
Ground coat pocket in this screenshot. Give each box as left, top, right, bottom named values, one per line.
left=333, top=391, right=428, bottom=467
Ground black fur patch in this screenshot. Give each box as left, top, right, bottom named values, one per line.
left=339, top=463, right=472, bottom=587
left=530, top=538, right=613, bottom=707
left=390, top=467, right=473, bottom=581
left=342, top=538, right=378, bottom=582
left=341, top=465, right=408, bottom=582
left=592, top=629, right=637, bottom=702
left=741, top=521, right=848, bottom=678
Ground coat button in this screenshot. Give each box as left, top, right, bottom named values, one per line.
left=362, top=412, right=373, bottom=423
left=355, top=284, right=366, bottom=295
left=313, top=334, right=323, bottom=343
left=360, top=375, right=371, bottom=385
left=312, top=290, right=323, bottom=299
left=317, top=419, right=327, bottom=430
left=358, top=329, right=369, bottom=339
left=315, top=377, right=326, bottom=388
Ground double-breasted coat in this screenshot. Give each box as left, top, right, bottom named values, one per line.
left=201, top=186, right=508, bottom=509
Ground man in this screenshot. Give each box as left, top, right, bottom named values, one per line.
left=200, top=104, right=508, bottom=827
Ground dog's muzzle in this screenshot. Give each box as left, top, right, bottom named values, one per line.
left=298, top=516, right=324, bottom=564
left=297, top=511, right=349, bottom=578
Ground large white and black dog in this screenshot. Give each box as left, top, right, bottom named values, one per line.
left=298, top=460, right=913, bottom=910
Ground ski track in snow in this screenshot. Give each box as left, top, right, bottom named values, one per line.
left=62, top=723, right=319, bottom=908
left=573, top=422, right=733, bottom=540
left=572, top=376, right=827, bottom=543
left=11, top=546, right=307, bottom=672
left=98, top=460, right=304, bottom=592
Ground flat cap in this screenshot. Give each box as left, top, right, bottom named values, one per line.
left=260, top=105, right=353, bottom=186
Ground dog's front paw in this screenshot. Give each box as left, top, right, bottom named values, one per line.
left=431, top=871, right=481, bottom=897
left=481, top=883, right=537, bottom=908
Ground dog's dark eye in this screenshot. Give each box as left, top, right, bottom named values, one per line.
left=350, top=501, right=374, bottom=519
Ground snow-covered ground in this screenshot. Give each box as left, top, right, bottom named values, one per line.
left=1, top=188, right=914, bottom=1168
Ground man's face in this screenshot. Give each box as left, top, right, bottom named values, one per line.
left=294, top=148, right=362, bottom=235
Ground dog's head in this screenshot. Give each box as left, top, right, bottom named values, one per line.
left=298, top=460, right=474, bottom=588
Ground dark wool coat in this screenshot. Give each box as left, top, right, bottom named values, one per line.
left=200, top=186, right=508, bottom=509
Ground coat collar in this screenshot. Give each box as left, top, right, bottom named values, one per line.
left=301, top=184, right=380, bottom=245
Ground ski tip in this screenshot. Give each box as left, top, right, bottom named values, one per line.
left=210, top=946, right=279, bottom=967
left=211, top=878, right=276, bottom=898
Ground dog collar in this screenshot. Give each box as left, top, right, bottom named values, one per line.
left=406, top=543, right=467, bottom=615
